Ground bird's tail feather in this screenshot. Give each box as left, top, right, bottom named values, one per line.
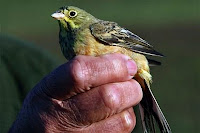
left=139, top=80, right=171, bottom=133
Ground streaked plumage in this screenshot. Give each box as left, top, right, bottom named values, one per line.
left=52, top=6, right=171, bottom=133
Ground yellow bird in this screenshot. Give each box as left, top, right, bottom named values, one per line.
left=52, top=6, right=171, bottom=133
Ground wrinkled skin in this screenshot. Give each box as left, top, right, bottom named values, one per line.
left=9, top=54, right=142, bottom=133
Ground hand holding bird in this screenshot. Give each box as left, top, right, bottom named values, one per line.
left=52, top=6, right=171, bottom=133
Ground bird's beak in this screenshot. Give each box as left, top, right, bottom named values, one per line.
left=51, top=12, right=65, bottom=20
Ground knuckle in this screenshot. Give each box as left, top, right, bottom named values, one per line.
left=70, top=56, right=90, bottom=88
left=99, top=84, right=121, bottom=111
left=130, top=80, right=143, bottom=102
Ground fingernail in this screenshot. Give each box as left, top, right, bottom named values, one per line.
left=123, top=111, right=133, bottom=128
left=121, top=55, right=132, bottom=60
left=126, top=60, right=137, bottom=76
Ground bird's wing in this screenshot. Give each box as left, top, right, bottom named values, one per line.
left=147, top=58, right=162, bottom=66
left=90, top=21, right=163, bottom=57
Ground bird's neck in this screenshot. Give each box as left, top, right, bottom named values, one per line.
left=59, top=22, right=77, bottom=60
left=59, top=21, right=94, bottom=60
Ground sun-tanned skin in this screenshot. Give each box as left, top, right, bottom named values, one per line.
left=9, top=54, right=143, bottom=133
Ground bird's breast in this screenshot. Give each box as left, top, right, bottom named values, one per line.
left=74, top=29, right=152, bottom=83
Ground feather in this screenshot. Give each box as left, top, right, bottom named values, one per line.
left=147, top=58, right=162, bottom=66
left=139, top=80, right=172, bottom=133
left=90, top=21, right=163, bottom=57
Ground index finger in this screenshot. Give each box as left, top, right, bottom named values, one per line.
left=42, top=54, right=137, bottom=100
left=70, top=54, right=137, bottom=88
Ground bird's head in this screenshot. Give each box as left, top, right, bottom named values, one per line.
left=52, top=6, right=96, bottom=30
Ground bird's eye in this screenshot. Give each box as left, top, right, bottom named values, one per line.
left=69, top=10, right=77, bottom=18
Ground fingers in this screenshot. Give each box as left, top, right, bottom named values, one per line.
left=61, top=79, right=142, bottom=125
left=41, top=54, right=137, bottom=100
left=69, top=54, right=137, bottom=89
left=28, top=54, right=141, bottom=132
left=89, top=108, right=136, bottom=133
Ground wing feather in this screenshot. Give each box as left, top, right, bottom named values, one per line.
left=90, top=21, right=163, bottom=57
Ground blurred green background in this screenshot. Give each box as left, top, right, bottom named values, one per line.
left=1, top=0, right=200, bottom=132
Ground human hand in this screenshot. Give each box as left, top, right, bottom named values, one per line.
left=9, top=54, right=142, bottom=133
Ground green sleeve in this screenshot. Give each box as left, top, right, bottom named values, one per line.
left=0, top=34, right=60, bottom=133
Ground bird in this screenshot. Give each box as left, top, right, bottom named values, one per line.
left=51, top=6, right=171, bottom=133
